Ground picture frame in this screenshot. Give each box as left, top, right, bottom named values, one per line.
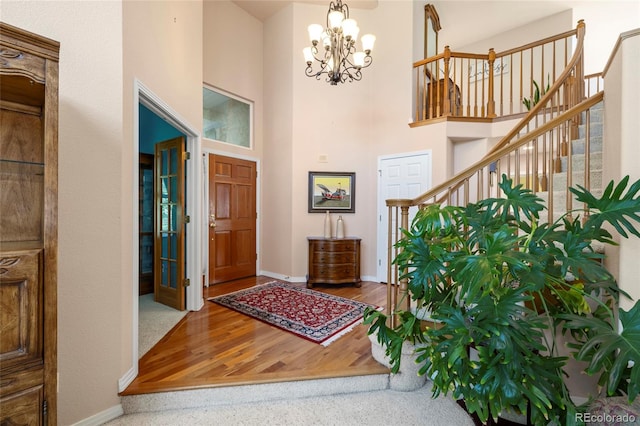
left=308, top=171, right=356, bottom=213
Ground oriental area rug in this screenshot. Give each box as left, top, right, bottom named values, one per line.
left=209, top=280, right=378, bottom=346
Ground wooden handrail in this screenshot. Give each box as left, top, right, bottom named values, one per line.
left=495, top=26, right=581, bottom=57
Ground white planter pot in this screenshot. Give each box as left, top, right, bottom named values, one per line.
left=368, top=333, right=428, bottom=391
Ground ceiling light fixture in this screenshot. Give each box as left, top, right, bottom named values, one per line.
left=303, top=0, right=376, bottom=85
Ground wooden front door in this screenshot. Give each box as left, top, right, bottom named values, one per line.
left=154, top=137, right=186, bottom=310
left=208, top=154, right=257, bottom=284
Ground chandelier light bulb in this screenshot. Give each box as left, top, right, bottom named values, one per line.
left=303, top=47, right=314, bottom=64
left=328, top=10, right=344, bottom=32
left=361, top=34, right=376, bottom=54
left=321, top=32, right=331, bottom=50
left=308, top=24, right=323, bottom=44
left=353, top=52, right=365, bottom=68
left=342, top=18, right=358, bottom=40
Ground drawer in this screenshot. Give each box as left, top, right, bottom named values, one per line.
left=313, top=264, right=356, bottom=279
left=311, top=239, right=357, bottom=252
left=307, top=236, right=360, bottom=287
left=313, top=251, right=355, bottom=264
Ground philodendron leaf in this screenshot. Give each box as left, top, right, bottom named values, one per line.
left=562, top=300, right=640, bottom=401
left=571, top=176, right=640, bottom=238
left=487, top=174, right=545, bottom=222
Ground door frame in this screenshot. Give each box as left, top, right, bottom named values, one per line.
left=376, top=150, right=432, bottom=282
left=129, top=79, right=203, bottom=372
left=202, top=148, right=261, bottom=287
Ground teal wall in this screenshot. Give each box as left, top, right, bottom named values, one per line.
left=139, top=103, right=185, bottom=154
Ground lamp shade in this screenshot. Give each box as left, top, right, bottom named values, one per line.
left=308, top=24, right=323, bottom=43
left=361, top=34, right=376, bottom=53
left=321, top=31, right=331, bottom=50
left=353, top=52, right=365, bottom=67
left=303, top=47, right=314, bottom=63
left=328, top=10, right=344, bottom=31
left=342, top=18, right=358, bottom=40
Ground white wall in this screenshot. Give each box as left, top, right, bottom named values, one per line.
left=569, top=1, right=640, bottom=74
left=262, top=4, right=295, bottom=277
left=1, top=1, right=124, bottom=424
left=603, top=29, right=640, bottom=310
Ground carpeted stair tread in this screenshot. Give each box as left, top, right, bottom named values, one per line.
left=571, top=136, right=602, bottom=154
left=552, top=169, right=602, bottom=190
left=120, top=375, right=391, bottom=414
left=559, top=151, right=602, bottom=172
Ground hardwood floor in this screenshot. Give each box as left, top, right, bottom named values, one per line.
left=121, top=276, right=390, bottom=395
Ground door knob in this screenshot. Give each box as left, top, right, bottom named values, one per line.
left=210, top=222, right=216, bottom=228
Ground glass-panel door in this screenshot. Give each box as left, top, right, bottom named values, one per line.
left=154, top=137, right=185, bottom=310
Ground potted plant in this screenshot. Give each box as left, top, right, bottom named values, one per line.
left=365, top=175, right=640, bottom=425
left=523, top=76, right=550, bottom=110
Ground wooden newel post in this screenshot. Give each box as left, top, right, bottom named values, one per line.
left=397, top=205, right=411, bottom=316
left=443, top=45, right=451, bottom=116
left=487, top=48, right=497, bottom=118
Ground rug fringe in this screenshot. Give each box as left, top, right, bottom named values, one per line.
left=321, top=319, right=363, bottom=347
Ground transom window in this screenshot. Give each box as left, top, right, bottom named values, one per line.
left=203, top=86, right=253, bottom=149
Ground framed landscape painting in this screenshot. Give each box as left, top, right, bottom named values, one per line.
left=308, top=172, right=355, bottom=213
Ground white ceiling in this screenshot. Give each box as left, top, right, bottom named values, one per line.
left=231, top=1, right=583, bottom=50
left=231, top=0, right=378, bottom=21
left=435, top=1, right=582, bottom=49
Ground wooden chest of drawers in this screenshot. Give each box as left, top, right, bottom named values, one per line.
left=307, top=237, right=361, bottom=288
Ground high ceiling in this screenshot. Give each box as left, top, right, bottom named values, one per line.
left=435, top=1, right=581, bottom=49
left=232, top=0, right=378, bottom=22
left=231, top=1, right=582, bottom=50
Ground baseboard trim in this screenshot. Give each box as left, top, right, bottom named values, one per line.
left=259, top=270, right=306, bottom=283
left=118, top=365, right=137, bottom=393
left=260, top=271, right=381, bottom=285
left=70, top=404, right=124, bottom=426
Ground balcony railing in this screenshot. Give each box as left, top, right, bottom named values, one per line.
left=412, top=20, right=586, bottom=125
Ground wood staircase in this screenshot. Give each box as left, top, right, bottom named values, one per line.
left=384, top=21, right=607, bottom=323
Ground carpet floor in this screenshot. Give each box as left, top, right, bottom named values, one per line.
left=106, top=381, right=474, bottom=426
left=138, top=294, right=187, bottom=358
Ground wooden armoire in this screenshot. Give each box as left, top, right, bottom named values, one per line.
left=0, top=22, right=59, bottom=425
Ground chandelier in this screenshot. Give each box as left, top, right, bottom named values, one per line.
left=303, top=0, right=376, bottom=85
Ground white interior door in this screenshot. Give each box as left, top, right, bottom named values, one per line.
left=377, top=151, right=432, bottom=282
